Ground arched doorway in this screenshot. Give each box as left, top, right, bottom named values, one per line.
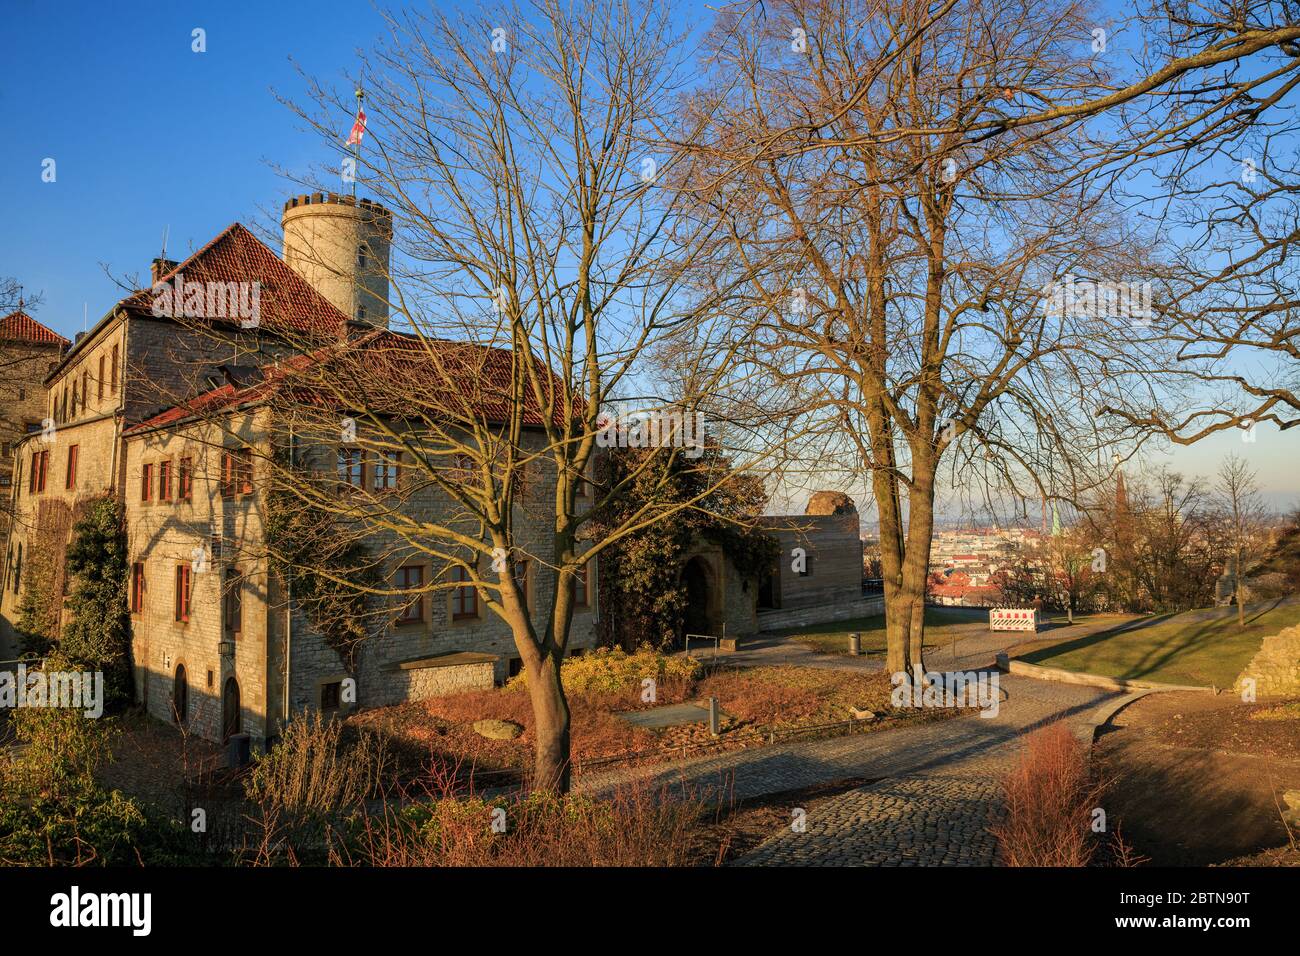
left=680, top=556, right=715, bottom=644
left=222, top=677, right=241, bottom=742
left=172, top=664, right=188, bottom=725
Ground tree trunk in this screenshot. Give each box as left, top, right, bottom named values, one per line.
left=902, top=457, right=937, bottom=679
left=884, top=586, right=912, bottom=676
left=1236, top=547, right=1246, bottom=628
left=526, top=650, right=571, bottom=793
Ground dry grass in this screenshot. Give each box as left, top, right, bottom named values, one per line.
left=349, top=664, right=948, bottom=785
left=333, top=776, right=709, bottom=867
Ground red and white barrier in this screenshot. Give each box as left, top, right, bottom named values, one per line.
left=989, top=607, right=1038, bottom=632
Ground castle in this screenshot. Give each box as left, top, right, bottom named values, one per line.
left=1, top=194, right=868, bottom=749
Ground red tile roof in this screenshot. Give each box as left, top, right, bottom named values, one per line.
left=120, top=223, right=350, bottom=337
left=0, top=310, right=69, bottom=346
left=127, top=329, right=571, bottom=434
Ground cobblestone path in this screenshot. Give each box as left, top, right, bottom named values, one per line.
left=578, top=673, right=1121, bottom=866
left=740, top=773, right=1005, bottom=866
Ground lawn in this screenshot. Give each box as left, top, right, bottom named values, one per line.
left=776, top=606, right=988, bottom=656
left=1015, top=598, right=1300, bottom=689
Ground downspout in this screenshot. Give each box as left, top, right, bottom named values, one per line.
left=283, top=423, right=294, bottom=724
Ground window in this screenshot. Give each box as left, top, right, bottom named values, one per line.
left=223, top=568, right=243, bottom=634
left=338, top=448, right=364, bottom=488
left=222, top=449, right=253, bottom=498
left=573, top=562, right=590, bottom=608
left=237, top=450, right=253, bottom=494
left=70, top=381, right=78, bottom=418
left=30, top=450, right=48, bottom=493
left=321, top=681, right=342, bottom=710
left=97, top=355, right=105, bottom=401
left=178, top=457, right=192, bottom=500
left=131, top=562, right=145, bottom=613
left=111, top=344, right=119, bottom=393
left=373, top=450, right=399, bottom=492
left=451, top=564, right=478, bottom=620
left=65, top=445, right=78, bottom=490
left=81, top=371, right=88, bottom=409
left=142, top=463, right=154, bottom=502
left=13, top=543, right=21, bottom=593
left=356, top=305, right=367, bottom=322
left=396, top=565, right=424, bottom=623
left=159, top=459, right=173, bottom=501
left=174, top=564, right=192, bottom=622
left=2, top=442, right=10, bottom=457
left=357, top=244, right=368, bottom=268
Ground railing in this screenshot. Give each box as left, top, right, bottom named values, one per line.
left=683, top=632, right=723, bottom=660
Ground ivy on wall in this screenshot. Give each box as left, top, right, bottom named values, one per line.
left=14, top=500, right=72, bottom=657
left=590, top=445, right=777, bottom=651
left=61, top=496, right=132, bottom=707
left=264, top=457, right=382, bottom=670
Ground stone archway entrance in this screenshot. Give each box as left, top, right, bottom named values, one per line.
left=680, top=555, right=717, bottom=645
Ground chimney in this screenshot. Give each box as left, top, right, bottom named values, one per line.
left=151, top=257, right=180, bottom=285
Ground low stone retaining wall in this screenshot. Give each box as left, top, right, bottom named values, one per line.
left=758, top=596, right=885, bottom=632
left=998, top=655, right=1212, bottom=694
left=383, top=651, right=497, bottom=705
left=1235, top=624, right=1300, bottom=698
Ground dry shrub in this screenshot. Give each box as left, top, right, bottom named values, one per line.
left=336, top=776, right=706, bottom=867
left=992, top=721, right=1111, bottom=866
left=245, top=713, right=390, bottom=819
left=506, top=645, right=702, bottom=695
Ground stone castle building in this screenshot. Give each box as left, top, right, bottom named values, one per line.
left=2, top=192, right=868, bottom=749
left=0, top=194, right=597, bottom=747
left=0, top=306, right=69, bottom=541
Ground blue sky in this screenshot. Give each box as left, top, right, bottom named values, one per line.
left=3, top=0, right=1297, bottom=507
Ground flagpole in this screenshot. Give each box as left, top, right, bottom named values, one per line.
left=352, top=86, right=363, bottom=201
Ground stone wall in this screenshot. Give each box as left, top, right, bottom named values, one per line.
left=0, top=339, right=65, bottom=496
left=757, top=595, right=885, bottom=632
left=0, top=414, right=122, bottom=660
left=1235, top=624, right=1300, bottom=698
left=123, top=411, right=600, bottom=744
left=388, top=653, right=496, bottom=703
left=125, top=407, right=274, bottom=745
left=761, top=513, right=863, bottom=611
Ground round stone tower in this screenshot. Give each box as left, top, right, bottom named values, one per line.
left=806, top=490, right=857, bottom=516
left=282, top=193, right=393, bottom=327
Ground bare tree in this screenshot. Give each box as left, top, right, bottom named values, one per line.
left=186, top=0, right=788, bottom=792
left=686, top=0, right=1183, bottom=680
left=1216, top=452, right=1268, bottom=625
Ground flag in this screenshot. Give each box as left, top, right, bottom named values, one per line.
left=346, top=107, right=367, bottom=146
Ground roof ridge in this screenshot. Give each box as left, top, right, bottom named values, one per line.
left=0, top=309, right=71, bottom=346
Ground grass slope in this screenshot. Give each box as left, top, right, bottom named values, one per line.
left=775, top=606, right=987, bottom=656
left=1018, top=598, right=1300, bottom=688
